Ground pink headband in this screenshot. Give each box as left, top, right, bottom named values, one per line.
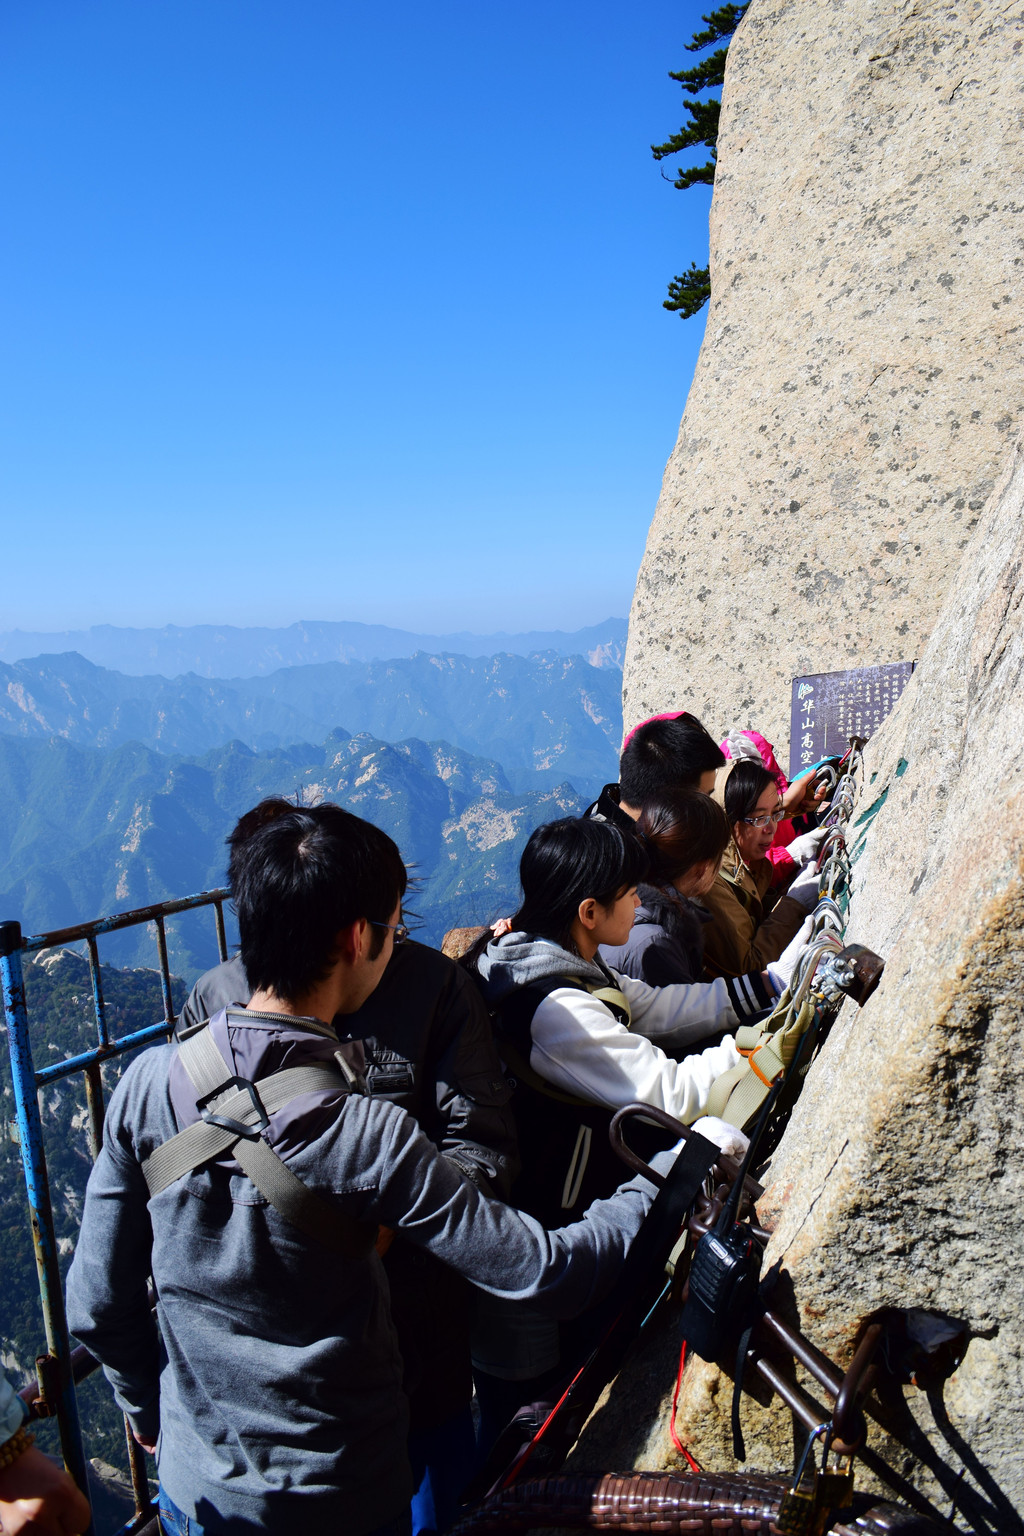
left=621, top=711, right=689, bottom=753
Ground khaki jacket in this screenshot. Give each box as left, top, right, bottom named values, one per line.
left=704, top=752, right=809, bottom=980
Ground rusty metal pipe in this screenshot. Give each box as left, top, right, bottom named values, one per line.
left=748, top=1350, right=834, bottom=1437
left=83, top=1060, right=106, bottom=1164
left=758, top=1310, right=844, bottom=1397
left=833, top=1322, right=883, bottom=1447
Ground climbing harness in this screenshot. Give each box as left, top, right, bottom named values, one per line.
left=142, top=1009, right=376, bottom=1259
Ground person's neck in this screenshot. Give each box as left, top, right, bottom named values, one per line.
left=567, top=925, right=599, bottom=963
left=247, top=978, right=342, bottom=1027
left=618, top=798, right=640, bottom=821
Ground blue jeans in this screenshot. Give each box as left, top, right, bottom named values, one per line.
left=408, top=1404, right=476, bottom=1535
left=157, top=1487, right=411, bottom=1536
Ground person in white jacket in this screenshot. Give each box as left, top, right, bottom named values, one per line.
left=468, top=815, right=775, bottom=1446
left=474, top=817, right=778, bottom=1163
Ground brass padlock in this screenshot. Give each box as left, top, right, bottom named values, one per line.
left=810, top=1434, right=855, bottom=1535
left=775, top=1423, right=828, bottom=1536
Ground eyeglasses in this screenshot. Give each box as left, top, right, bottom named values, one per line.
left=742, top=808, right=785, bottom=830
left=370, top=919, right=410, bottom=945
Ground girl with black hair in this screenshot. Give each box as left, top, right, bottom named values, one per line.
left=473, top=816, right=773, bottom=1209
left=700, top=759, right=821, bottom=980
left=599, top=788, right=745, bottom=990
left=470, top=815, right=762, bottom=1453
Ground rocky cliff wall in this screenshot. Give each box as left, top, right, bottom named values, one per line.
left=573, top=426, right=1024, bottom=1527
left=623, top=0, right=1024, bottom=754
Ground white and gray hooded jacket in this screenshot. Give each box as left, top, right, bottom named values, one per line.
left=474, top=933, right=772, bottom=1126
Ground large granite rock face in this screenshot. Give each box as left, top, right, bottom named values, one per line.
left=574, top=429, right=1024, bottom=1524
left=623, top=0, right=1024, bottom=753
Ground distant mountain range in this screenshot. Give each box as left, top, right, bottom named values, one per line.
left=0, top=650, right=621, bottom=794
left=0, top=617, right=627, bottom=678
left=0, top=729, right=584, bottom=975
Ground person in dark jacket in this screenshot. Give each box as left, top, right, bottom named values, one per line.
left=599, top=788, right=734, bottom=988
left=584, top=711, right=725, bottom=829
left=178, top=800, right=518, bottom=1536
left=68, top=802, right=671, bottom=1536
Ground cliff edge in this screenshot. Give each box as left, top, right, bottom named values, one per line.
left=624, top=0, right=1024, bottom=752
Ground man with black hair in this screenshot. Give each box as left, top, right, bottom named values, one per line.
left=68, top=802, right=679, bottom=1536
left=180, top=798, right=517, bottom=1536
left=585, top=712, right=726, bottom=829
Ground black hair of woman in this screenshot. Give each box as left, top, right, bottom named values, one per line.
left=636, top=788, right=731, bottom=887
left=723, top=759, right=778, bottom=828
left=511, top=817, right=649, bottom=952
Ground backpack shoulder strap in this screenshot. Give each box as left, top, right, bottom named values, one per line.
left=142, top=1021, right=376, bottom=1260
left=494, top=973, right=631, bottom=1104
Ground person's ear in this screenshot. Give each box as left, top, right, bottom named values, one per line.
left=576, top=897, right=599, bottom=933
left=333, top=918, right=366, bottom=965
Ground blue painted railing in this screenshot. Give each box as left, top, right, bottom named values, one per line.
left=0, top=890, right=231, bottom=1536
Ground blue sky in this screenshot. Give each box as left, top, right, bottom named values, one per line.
left=1, top=1, right=714, bottom=634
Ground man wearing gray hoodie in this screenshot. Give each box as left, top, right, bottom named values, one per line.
left=67, top=803, right=680, bottom=1536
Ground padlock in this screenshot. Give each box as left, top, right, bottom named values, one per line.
left=809, top=1432, right=855, bottom=1535
left=775, top=1423, right=828, bottom=1536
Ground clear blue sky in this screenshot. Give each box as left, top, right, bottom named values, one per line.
left=1, top=1, right=714, bottom=634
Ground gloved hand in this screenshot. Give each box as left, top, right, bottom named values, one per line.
left=785, top=826, right=828, bottom=866
left=786, top=862, right=821, bottom=912
left=766, top=915, right=814, bottom=993
left=689, top=1116, right=750, bottom=1160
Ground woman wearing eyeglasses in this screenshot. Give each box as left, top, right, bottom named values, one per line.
left=700, top=759, right=823, bottom=980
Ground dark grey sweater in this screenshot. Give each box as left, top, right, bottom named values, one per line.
left=599, top=884, right=709, bottom=988
left=66, top=1012, right=667, bottom=1536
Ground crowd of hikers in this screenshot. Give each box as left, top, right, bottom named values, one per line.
left=1, top=711, right=835, bottom=1536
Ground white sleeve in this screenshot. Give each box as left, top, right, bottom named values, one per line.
left=612, top=969, right=738, bottom=1043
left=527, top=986, right=742, bottom=1126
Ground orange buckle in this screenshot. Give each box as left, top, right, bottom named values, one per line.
left=748, top=1044, right=777, bottom=1088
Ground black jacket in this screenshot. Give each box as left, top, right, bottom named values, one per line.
left=582, top=782, right=637, bottom=834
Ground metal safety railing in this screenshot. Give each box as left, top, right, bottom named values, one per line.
left=0, top=889, right=231, bottom=1536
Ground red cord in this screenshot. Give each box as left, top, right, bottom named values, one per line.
left=669, top=1339, right=702, bottom=1473
left=499, top=1356, right=590, bottom=1489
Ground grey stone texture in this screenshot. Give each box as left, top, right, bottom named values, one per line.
left=623, top=0, right=1024, bottom=754
left=574, top=430, right=1024, bottom=1525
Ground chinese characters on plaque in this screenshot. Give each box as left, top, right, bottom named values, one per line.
left=788, top=662, right=915, bottom=780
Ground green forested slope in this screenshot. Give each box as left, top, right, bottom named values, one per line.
left=0, top=731, right=584, bottom=976
left=0, top=953, right=185, bottom=1491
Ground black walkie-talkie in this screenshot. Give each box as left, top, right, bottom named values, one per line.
left=678, top=1083, right=782, bottom=1362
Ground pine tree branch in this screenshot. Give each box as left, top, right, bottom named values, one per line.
left=670, top=159, right=717, bottom=190
left=685, top=3, right=749, bottom=52
left=669, top=46, right=729, bottom=95
left=664, top=264, right=712, bottom=318
left=650, top=99, right=721, bottom=160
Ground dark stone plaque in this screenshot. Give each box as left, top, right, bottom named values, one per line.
left=789, top=661, right=915, bottom=779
